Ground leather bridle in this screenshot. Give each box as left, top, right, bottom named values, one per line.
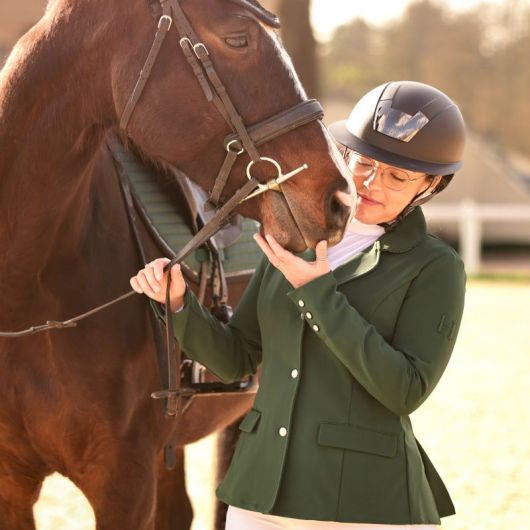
left=121, top=0, right=324, bottom=213
left=1, top=0, right=327, bottom=418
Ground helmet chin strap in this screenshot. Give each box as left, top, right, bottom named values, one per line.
left=379, top=174, right=453, bottom=232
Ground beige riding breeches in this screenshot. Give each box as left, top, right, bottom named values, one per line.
left=226, top=506, right=441, bottom=530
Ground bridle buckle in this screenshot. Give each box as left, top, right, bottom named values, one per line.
left=158, top=14, right=173, bottom=30
left=179, top=37, right=209, bottom=60
left=193, top=42, right=209, bottom=60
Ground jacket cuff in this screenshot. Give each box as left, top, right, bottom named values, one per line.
left=151, top=288, right=194, bottom=337
left=287, top=272, right=339, bottom=336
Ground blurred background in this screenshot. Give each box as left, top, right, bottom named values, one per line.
left=1, top=1, right=529, bottom=529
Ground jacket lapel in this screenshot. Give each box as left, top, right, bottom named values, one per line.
left=332, top=207, right=428, bottom=286
left=334, top=242, right=381, bottom=285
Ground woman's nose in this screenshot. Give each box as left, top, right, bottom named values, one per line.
left=362, top=171, right=381, bottom=189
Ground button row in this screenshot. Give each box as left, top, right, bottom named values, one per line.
left=297, top=300, right=319, bottom=331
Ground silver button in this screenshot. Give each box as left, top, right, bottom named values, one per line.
left=298, top=300, right=305, bottom=307
left=312, top=324, right=320, bottom=332
left=305, top=312, right=313, bottom=319
left=291, top=369, right=299, bottom=379
left=278, top=427, right=288, bottom=437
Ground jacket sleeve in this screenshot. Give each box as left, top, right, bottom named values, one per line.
left=287, top=251, right=466, bottom=416
left=155, top=256, right=267, bottom=383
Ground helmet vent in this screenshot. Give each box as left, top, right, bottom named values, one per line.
left=373, top=100, right=429, bottom=143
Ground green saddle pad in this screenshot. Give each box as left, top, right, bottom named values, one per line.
left=114, top=142, right=262, bottom=275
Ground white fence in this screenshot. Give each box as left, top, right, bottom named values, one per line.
left=423, top=200, right=530, bottom=274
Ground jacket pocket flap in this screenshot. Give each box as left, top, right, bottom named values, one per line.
left=318, top=423, right=397, bottom=458
left=238, top=409, right=261, bottom=433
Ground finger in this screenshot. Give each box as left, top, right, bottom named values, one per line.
left=143, top=265, right=161, bottom=293
left=315, top=240, right=328, bottom=263
left=130, top=276, right=143, bottom=294
left=265, top=234, right=306, bottom=269
left=253, top=233, right=272, bottom=255
left=136, top=270, right=158, bottom=298
left=153, top=258, right=170, bottom=281
left=169, top=262, right=182, bottom=282
left=264, top=234, right=292, bottom=261
left=253, top=233, right=281, bottom=268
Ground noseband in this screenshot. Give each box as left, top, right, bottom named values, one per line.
left=121, top=0, right=324, bottom=211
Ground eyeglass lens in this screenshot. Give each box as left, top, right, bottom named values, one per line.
left=346, top=152, right=412, bottom=191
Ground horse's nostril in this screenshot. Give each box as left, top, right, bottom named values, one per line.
left=334, top=190, right=353, bottom=208
left=328, top=192, right=351, bottom=229
left=330, top=195, right=342, bottom=216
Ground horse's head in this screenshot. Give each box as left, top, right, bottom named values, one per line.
left=110, top=0, right=354, bottom=251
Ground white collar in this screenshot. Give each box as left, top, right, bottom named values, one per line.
left=346, top=218, right=385, bottom=237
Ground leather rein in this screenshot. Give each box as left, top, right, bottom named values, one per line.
left=1, top=0, right=324, bottom=417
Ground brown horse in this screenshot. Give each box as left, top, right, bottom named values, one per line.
left=0, top=0, right=352, bottom=528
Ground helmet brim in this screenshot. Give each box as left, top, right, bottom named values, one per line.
left=329, top=120, right=463, bottom=176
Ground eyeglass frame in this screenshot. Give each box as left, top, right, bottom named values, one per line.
left=345, top=150, right=430, bottom=192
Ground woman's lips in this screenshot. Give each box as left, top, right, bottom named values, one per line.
left=358, top=193, right=383, bottom=206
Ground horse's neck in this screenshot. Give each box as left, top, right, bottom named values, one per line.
left=0, top=12, right=113, bottom=267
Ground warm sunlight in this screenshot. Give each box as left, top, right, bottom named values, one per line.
left=311, top=0, right=510, bottom=40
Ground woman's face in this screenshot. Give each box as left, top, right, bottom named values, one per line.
left=347, top=152, right=440, bottom=225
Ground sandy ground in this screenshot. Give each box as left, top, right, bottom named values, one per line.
left=32, top=279, right=530, bottom=530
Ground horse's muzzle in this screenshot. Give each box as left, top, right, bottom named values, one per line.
left=327, top=189, right=355, bottom=234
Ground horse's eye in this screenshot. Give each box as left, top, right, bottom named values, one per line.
left=224, top=35, right=249, bottom=48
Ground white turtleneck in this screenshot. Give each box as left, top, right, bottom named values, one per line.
left=326, top=218, right=385, bottom=271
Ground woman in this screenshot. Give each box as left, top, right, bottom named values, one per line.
left=130, top=80, right=467, bottom=529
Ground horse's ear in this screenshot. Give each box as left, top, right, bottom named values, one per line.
left=227, top=0, right=281, bottom=29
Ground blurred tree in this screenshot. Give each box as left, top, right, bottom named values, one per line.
left=261, top=0, right=319, bottom=98
left=321, top=18, right=382, bottom=100
left=321, top=0, right=530, bottom=155
left=278, top=0, right=319, bottom=98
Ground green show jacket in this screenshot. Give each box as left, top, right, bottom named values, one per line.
left=167, top=207, right=466, bottom=524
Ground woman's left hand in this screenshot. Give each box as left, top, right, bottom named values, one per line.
left=253, top=233, right=330, bottom=288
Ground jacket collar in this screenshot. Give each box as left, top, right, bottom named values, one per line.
left=332, top=207, right=428, bottom=285
left=379, top=206, right=427, bottom=254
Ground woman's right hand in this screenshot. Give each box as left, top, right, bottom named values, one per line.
left=129, top=258, right=186, bottom=312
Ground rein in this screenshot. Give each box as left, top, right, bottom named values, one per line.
left=1, top=0, right=326, bottom=418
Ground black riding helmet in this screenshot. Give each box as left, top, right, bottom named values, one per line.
left=329, top=81, right=466, bottom=227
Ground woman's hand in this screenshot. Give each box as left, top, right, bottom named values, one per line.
left=129, top=258, right=186, bottom=312
left=253, top=233, right=330, bottom=288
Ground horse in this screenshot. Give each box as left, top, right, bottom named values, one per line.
left=0, top=0, right=352, bottom=528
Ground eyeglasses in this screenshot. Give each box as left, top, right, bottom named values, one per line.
left=346, top=151, right=426, bottom=192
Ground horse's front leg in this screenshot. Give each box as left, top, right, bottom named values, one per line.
left=0, top=408, right=51, bottom=530
left=155, top=446, right=193, bottom=530
left=73, top=442, right=160, bottom=530
left=0, top=470, right=43, bottom=530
